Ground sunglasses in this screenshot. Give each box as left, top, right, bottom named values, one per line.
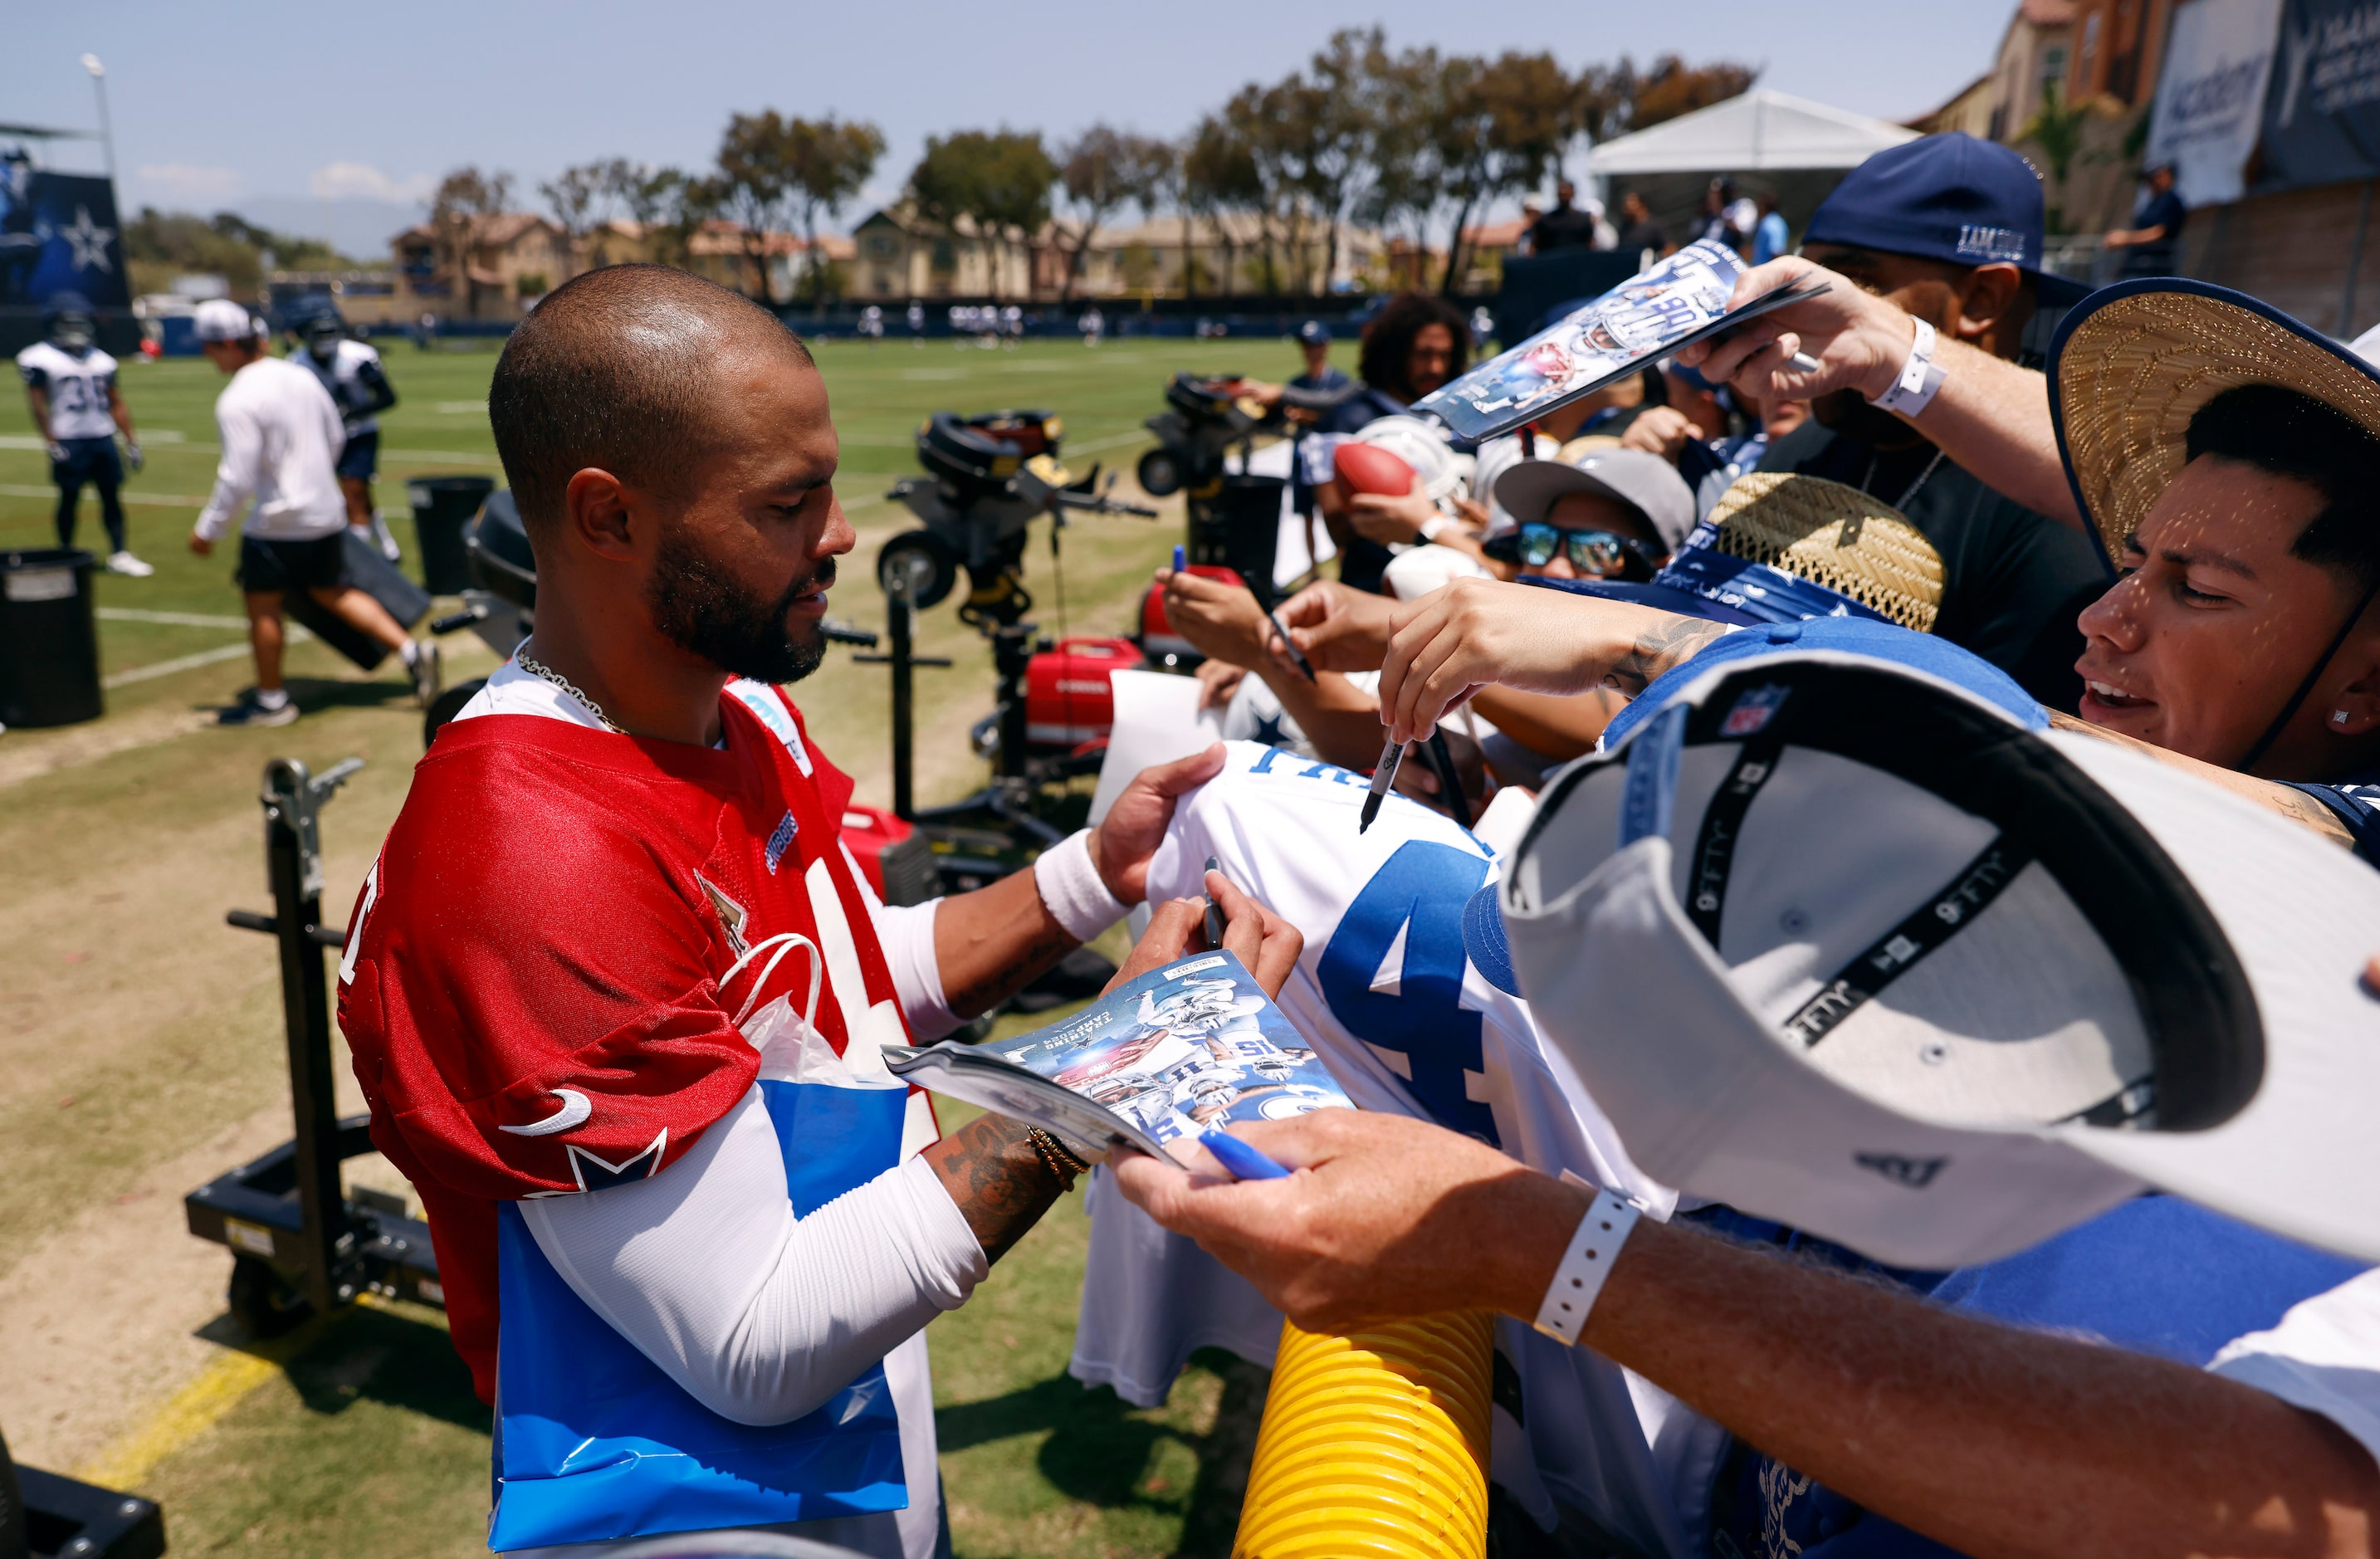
left=1483, top=524, right=1657, bottom=579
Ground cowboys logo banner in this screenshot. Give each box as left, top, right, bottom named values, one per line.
left=0, top=162, right=130, bottom=310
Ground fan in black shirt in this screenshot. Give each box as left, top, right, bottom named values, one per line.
left=1760, top=413, right=2106, bottom=708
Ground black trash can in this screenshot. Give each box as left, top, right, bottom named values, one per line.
left=0, top=548, right=103, bottom=728
left=408, top=476, right=496, bottom=594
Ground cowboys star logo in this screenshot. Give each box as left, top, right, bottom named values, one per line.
left=58, top=206, right=115, bottom=274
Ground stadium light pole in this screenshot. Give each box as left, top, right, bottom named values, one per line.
left=81, top=54, right=117, bottom=185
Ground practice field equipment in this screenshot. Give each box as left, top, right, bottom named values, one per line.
left=858, top=411, right=1156, bottom=911
left=1139, top=373, right=1293, bottom=613
left=422, top=488, right=537, bottom=745
left=186, top=758, right=445, bottom=1337
left=0, top=548, right=103, bottom=729
left=281, top=529, right=433, bottom=672
left=1234, top=1312, right=1493, bottom=1558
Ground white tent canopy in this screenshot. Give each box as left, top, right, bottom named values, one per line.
left=1590, top=90, right=1919, bottom=175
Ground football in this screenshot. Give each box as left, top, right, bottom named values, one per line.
left=1332, top=440, right=1417, bottom=496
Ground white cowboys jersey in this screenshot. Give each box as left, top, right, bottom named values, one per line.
left=17, top=341, right=118, bottom=441
left=294, top=338, right=386, bottom=437
left=1070, top=741, right=1703, bottom=1556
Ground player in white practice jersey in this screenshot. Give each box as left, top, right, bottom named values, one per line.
left=1070, top=740, right=1705, bottom=1556
left=17, top=291, right=150, bottom=575
left=291, top=310, right=399, bottom=545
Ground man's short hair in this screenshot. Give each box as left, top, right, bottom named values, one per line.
left=487, top=264, right=814, bottom=536
left=2186, top=383, right=2380, bottom=591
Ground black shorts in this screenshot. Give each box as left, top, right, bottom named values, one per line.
left=335, top=429, right=379, bottom=481
left=237, top=533, right=351, bottom=594
left=51, top=436, right=122, bottom=489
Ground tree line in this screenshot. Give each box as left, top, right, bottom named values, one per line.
left=433, top=29, right=1752, bottom=305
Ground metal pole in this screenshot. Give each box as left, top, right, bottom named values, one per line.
left=261, top=761, right=348, bottom=1316
left=890, top=577, right=915, bottom=821
left=2342, top=181, right=2376, bottom=339
left=80, top=56, right=116, bottom=186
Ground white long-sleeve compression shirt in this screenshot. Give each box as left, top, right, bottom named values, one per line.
left=521, top=1085, right=986, bottom=1426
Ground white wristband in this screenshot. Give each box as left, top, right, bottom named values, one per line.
left=1867, top=315, right=1946, bottom=418
left=1532, top=1186, right=1642, bottom=1346
left=1418, top=514, right=1450, bottom=544
left=1034, top=828, right=1130, bottom=942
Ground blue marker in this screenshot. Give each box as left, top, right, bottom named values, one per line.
left=1200, top=1129, right=1291, bottom=1180
left=1173, top=543, right=1186, bottom=572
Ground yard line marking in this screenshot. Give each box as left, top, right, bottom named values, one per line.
left=98, top=608, right=252, bottom=629
left=72, top=1293, right=396, bottom=1491
left=0, top=483, right=211, bottom=507
left=74, top=1346, right=281, bottom=1490
left=104, top=627, right=315, bottom=688
left=432, top=401, right=486, bottom=413
left=381, top=448, right=501, bottom=465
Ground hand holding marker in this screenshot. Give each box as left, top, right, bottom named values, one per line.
left=1190, top=854, right=1292, bottom=1180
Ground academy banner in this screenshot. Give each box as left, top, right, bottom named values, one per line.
left=2261, top=0, right=2380, bottom=190
left=2147, top=0, right=2285, bottom=207
left=0, top=162, right=130, bottom=310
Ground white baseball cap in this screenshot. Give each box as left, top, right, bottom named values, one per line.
left=193, top=299, right=261, bottom=343
left=1487, top=633, right=2380, bottom=1268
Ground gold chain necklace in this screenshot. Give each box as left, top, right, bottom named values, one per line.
left=513, top=649, right=627, bottom=735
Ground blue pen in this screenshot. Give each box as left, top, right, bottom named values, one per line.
left=1200, top=1129, right=1291, bottom=1180
left=1173, top=543, right=1186, bottom=572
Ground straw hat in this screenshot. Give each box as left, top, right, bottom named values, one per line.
left=2050, top=277, right=2380, bottom=569
left=1703, top=472, right=1946, bottom=632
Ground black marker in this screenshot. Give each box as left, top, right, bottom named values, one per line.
left=1203, top=855, right=1227, bottom=949
left=1359, top=740, right=1406, bottom=833
left=1260, top=598, right=1314, bottom=681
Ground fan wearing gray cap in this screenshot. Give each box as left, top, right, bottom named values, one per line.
left=1485, top=447, right=1693, bottom=584
left=1112, top=633, right=2380, bottom=1559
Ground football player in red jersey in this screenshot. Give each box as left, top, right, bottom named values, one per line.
left=336, top=265, right=1301, bottom=1557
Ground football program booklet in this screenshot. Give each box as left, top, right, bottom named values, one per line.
left=1414, top=238, right=1830, bottom=443
left=882, top=950, right=1351, bottom=1169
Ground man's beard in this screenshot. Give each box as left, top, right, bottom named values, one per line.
left=646, top=528, right=832, bottom=685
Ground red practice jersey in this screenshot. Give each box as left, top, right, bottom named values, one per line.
left=338, top=687, right=917, bottom=1403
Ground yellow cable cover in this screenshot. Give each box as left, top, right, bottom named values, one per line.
left=1232, top=1310, right=1494, bottom=1559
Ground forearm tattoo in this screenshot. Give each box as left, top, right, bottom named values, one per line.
left=931, top=1112, right=1066, bottom=1265
left=1602, top=618, right=1730, bottom=696
left=941, top=917, right=1080, bottom=1019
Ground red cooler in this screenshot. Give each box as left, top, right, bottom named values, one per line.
left=1025, top=636, right=1145, bottom=745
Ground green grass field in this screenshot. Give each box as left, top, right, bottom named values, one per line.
left=0, top=331, right=1332, bottom=1557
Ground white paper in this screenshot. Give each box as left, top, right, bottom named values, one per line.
left=1087, top=669, right=1225, bottom=824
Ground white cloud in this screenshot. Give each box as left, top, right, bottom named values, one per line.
left=137, top=164, right=242, bottom=203
left=308, top=162, right=437, bottom=204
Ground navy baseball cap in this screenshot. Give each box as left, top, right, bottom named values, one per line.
left=1298, top=320, right=1331, bottom=345
left=1463, top=618, right=2046, bottom=996
left=1804, top=133, right=2089, bottom=306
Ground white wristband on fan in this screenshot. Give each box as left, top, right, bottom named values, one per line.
left=1034, top=828, right=1131, bottom=942
left=1868, top=315, right=1946, bottom=418
left=1532, top=1185, right=1643, bottom=1346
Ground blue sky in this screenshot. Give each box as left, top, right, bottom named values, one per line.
left=7, top=2, right=2010, bottom=254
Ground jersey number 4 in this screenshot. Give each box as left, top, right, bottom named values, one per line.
left=1317, top=841, right=1498, bottom=1146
